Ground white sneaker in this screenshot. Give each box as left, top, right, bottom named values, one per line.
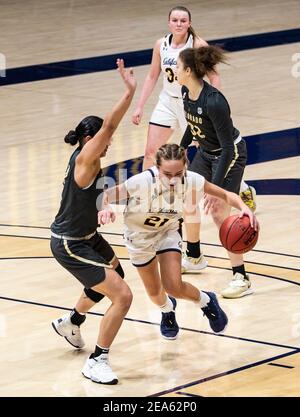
left=181, top=253, right=208, bottom=273
left=52, top=314, right=85, bottom=348
left=82, top=354, right=118, bottom=385
left=221, top=273, right=253, bottom=298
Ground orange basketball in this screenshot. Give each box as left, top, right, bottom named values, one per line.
left=219, top=214, right=258, bottom=254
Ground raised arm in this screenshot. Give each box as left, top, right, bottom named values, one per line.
left=132, top=39, right=162, bottom=125
left=76, top=59, right=136, bottom=168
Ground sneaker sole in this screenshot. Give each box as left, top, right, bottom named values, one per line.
left=221, top=288, right=254, bottom=299
left=51, top=322, right=84, bottom=349
left=82, top=372, right=118, bottom=385
left=161, top=333, right=179, bottom=340
left=181, top=262, right=208, bottom=274
left=211, top=320, right=228, bottom=334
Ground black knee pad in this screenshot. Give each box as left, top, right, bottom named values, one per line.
left=84, top=287, right=104, bottom=303
left=115, top=263, right=124, bottom=279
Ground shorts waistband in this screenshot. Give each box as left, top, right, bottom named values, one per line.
left=202, top=135, right=242, bottom=155
left=234, top=135, right=242, bottom=145
left=51, top=231, right=96, bottom=241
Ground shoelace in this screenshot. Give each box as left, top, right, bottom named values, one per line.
left=241, top=191, right=255, bottom=207
left=94, top=360, right=114, bottom=375
left=230, top=275, right=248, bottom=287
left=162, top=312, right=176, bottom=328
left=184, top=255, right=202, bottom=263
left=241, top=192, right=251, bottom=201
left=202, top=304, right=218, bottom=320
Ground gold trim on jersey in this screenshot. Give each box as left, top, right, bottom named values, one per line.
left=225, top=143, right=239, bottom=177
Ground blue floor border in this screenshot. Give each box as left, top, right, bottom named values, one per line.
left=1, top=28, right=300, bottom=86
left=102, top=127, right=300, bottom=195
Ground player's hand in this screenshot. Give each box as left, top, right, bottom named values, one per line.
left=116, top=58, right=137, bottom=93
left=132, top=107, right=143, bottom=125
left=203, top=194, right=219, bottom=215
left=98, top=208, right=116, bottom=225
left=239, top=207, right=259, bottom=231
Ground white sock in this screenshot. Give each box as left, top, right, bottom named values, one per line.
left=199, top=291, right=210, bottom=308
left=240, top=181, right=249, bottom=193
left=159, top=296, right=174, bottom=313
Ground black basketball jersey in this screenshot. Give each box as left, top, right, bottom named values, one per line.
left=51, top=148, right=104, bottom=237
left=180, top=81, right=240, bottom=151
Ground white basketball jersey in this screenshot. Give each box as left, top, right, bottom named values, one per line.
left=160, top=33, right=194, bottom=98
left=123, top=166, right=204, bottom=233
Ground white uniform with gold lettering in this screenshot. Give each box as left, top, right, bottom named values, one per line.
left=149, top=33, right=194, bottom=133
left=123, top=166, right=204, bottom=266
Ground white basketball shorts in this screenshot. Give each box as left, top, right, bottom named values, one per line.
left=149, top=90, right=187, bottom=133
left=124, top=227, right=182, bottom=267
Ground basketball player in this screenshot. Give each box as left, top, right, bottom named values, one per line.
left=132, top=6, right=220, bottom=171
left=177, top=46, right=255, bottom=298
left=50, top=59, right=136, bottom=385
left=98, top=144, right=258, bottom=339
left=132, top=6, right=256, bottom=203
left=132, top=6, right=256, bottom=272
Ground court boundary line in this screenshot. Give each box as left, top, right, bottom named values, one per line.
left=0, top=295, right=299, bottom=351
left=0, top=231, right=300, bottom=271
left=0, top=252, right=300, bottom=286
left=1, top=250, right=300, bottom=287
left=268, top=363, right=294, bottom=369
left=1, top=224, right=299, bottom=259
left=175, top=392, right=202, bottom=397
left=148, top=349, right=300, bottom=397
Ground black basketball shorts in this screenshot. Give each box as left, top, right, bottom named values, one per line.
left=189, top=139, right=247, bottom=194
left=50, top=232, right=115, bottom=288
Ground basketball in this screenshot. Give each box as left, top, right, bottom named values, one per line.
left=219, top=214, right=258, bottom=254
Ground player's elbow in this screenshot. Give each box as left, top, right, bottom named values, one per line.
left=102, top=121, right=115, bottom=135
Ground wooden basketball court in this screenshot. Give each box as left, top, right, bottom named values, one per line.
left=0, top=0, right=299, bottom=397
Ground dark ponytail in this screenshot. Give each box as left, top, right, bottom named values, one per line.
left=64, top=115, right=103, bottom=147
left=179, top=45, right=227, bottom=79
left=64, top=130, right=78, bottom=146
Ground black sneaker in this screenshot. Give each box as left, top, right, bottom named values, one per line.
left=201, top=292, right=228, bottom=333
left=160, top=296, right=179, bottom=340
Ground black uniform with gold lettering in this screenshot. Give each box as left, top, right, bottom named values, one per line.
left=180, top=81, right=247, bottom=193
left=50, top=148, right=115, bottom=288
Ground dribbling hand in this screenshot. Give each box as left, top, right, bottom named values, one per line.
left=239, top=207, right=259, bottom=231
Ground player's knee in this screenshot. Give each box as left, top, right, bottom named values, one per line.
left=164, top=284, right=182, bottom=299
left=144, top=284, right=162, bottom=298
left=118, top=286, right=133, bottom=312
left=115, top=262, right=124, bottom=279
left=84, top=287, right=104, bottom=303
